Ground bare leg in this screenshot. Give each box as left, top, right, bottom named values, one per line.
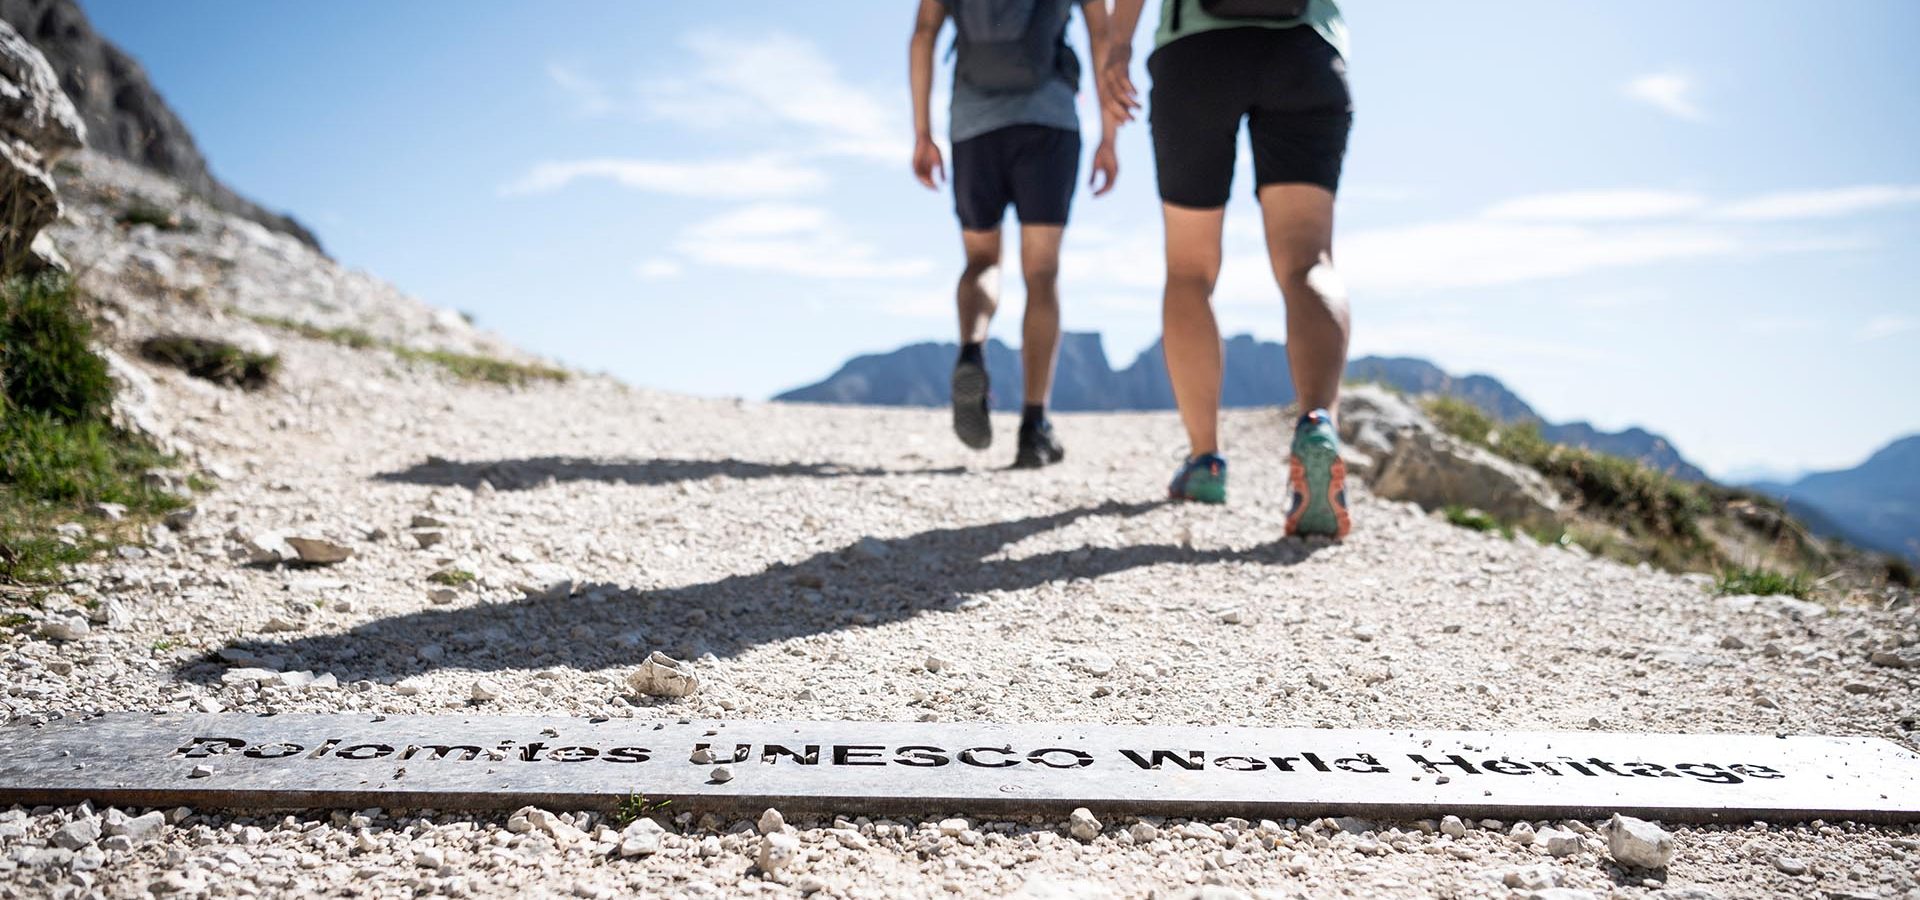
left=1257, top=184, right=1347, bottom=418
left=957, top=228, right=1002, bottom=344
left=1018, top=225, right=1064, bottom=406
left=1160, top=204, right=1228, bottom=457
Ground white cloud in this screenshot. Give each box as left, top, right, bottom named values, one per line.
left=1715, top=185, right=1920, bottom=221
left=635, top=258, right=682, bottom=280
left=547, top=63, right=614, bottom=117
left=1857, top=314, right=1918, bottom=341
left=672, top=204, right=935, bottom=280
left=642, top=32, right=908, bottom=163
left=1482, top=190, right=1706, bottom=221
left=1625, top=71, right=1704, bottom=121
left=498, top=156, right=826, bottom=199
left=1337, top=221, right=1742, bottom=293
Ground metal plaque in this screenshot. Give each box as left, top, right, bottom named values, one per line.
left=2, top=714, right=1916, bottom=822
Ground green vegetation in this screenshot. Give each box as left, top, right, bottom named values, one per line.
left=1714, top=567, right=1813, bottom=599
left=117, top=202, right=185, bottom=231
left=393, top=347, right=568, bottom=386
left=427, top=568, right=475, bottom=587
left=137, top=335, right=279, bottom=390
left=1, top=274, right=184, bottom=588
left=241, top=311, right=568, bottom=386
left=611, top=792, right=671, bottom=826
left=1442, top=505, right=1511, bottom=538
left=1425, top=396, right=1716, bottom=570
left=239, top=313, right=378, bottom=350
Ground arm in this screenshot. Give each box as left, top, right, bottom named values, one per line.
left=909, top=0, right=948, bottom=189
left=1102, top=0, right=1148, bottom=124
left=1081, top=1, right=1120, bottom=196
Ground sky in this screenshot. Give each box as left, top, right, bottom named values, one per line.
left=79, top=1, right=1920, bottom=480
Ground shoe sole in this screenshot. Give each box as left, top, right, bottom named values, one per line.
left=1286, top=440, right=1351, bottom=538
left=1011, top=443, right=1065, bottom=470
left=951, top=363, right=991, bottom=450
left=1169, top=471, right=1227, bottom=504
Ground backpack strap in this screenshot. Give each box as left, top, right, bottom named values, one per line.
left=1171, top=0, right=1183, bottom=32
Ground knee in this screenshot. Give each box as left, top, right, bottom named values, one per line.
left=1165, top=264, right=1219, bottom=298
left=1022, top=260, right=1059, bottom=293
left=961, top=253, right=1000, bottom=282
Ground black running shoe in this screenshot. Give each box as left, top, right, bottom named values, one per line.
left=951, top=358, right=992, bottom=450
left=1012, top=418, right=1065, bottom=469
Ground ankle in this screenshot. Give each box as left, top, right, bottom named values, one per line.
left=1019, top=403, right=1046, bottom=430
left=957, top=342, right=984, bottom=366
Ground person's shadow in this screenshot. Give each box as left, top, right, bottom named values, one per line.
left=176, top=499, right=1322, bottom=686
left=372, top=456, right=964, bottom=491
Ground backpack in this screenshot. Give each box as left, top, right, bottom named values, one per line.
left=1171, top=0, right=1309, bottom=33
left=950, top=0, right=1080, bottom=93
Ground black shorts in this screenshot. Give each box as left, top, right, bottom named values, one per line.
left=1148, top=26, right=1352, bottom=208
left=951, top=124, right=1082, bottom=231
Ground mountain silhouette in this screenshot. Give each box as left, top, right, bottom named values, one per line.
left=1753, top=435, right=1920, bottom=562
left=778, top=332, right=1708, bottom=481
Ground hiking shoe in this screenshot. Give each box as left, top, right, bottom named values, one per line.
left=1168, top=453, right=1228, bottom=504
left=1012, top=418, right=1065, bottom=469
left=951, top=358, right=992, bottom=450
left=1286, top=409, right=1351, bottom=539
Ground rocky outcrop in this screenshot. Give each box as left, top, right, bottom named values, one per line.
left=1338, top=385, right=1563, bottom=531
left=0, top=17, right=79, bottom=272
left=0, top=0, right=321, bottom=251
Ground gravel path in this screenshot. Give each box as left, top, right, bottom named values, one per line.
left=4, top=156, right=1916, bottom=898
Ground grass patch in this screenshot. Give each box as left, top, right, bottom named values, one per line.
left=1714, top=567, right=1813, bottom=599
left=393, top=348, right=568, bottom=386
left=1443, top=505, right=1512, bottom=538
left=118, top=202, right=186, bottom=231
left=1425, top=396, right=1716, bottom=569
left=1, top=274, right=184, bottom=588
left=238, top=313, right=378, bottom=350
left=610, top=793, right=671, bottom=827
left=137, top=335, right=279, bottom=390
left=426, top=568, right=475, bottom=587
left=242, top=312, right=568, bottom=386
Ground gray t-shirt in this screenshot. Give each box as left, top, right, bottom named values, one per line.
left=939, top=0, right=1088, bottom=143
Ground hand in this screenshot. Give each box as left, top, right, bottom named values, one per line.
left=1089, top=141, right=1119, bottom=197
left=1101, top=45, right=1140, bottom=125
left=912, top=134, right=946, bottom=190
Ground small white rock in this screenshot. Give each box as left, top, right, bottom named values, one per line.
left=1067, top=807, right=1102, bottom=842
left=471, top=678, right=503, bottom=702
left=757, top=808, right=786, bottom=835
left=756, top=831, right=799, bottom=873
left=1606, top=813, right=1674, bottom=869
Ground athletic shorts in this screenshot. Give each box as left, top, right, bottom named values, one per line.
left=1147, top=26, right=1353, bottom=208
left=951, top=124, right=1082, bottom=231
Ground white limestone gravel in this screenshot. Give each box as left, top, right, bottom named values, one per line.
left=1, top=152, right=1916, bottom=899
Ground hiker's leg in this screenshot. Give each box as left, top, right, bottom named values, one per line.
left=1018, top=225, right=1063, bottom=406
left=1257, top=184, right=1346, bottom=417
left=1161, top=204, right=1228, bottom=457
left=957, top=228, right=1002, bottom=344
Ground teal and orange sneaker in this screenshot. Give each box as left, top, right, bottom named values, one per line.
left=1286, top=409, right=1351, bottom=539
left=1168, top=453, right=1228, bottom=504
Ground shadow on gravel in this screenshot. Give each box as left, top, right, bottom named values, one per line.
left=373, top=456, right=966, bottom=491
left=177, top=500, right=1323, bottom=685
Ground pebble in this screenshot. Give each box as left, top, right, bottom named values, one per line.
left=1440, top=815, right=1467, bottom=838
left=1606, top=814, right=1675, bottom=869
left=618, top=818, right=666, bottom=857
left=709, top=766, right=733, bottom=784
left=756, top=831, right=800, bottom=873
left=1068, top=807, right=1102, bottom=842
left=1772, top=855, right=1809, bottom=875
left=471, top=678, right=503, bottom=701
left=285, top=536, right=353, bottom=564
left=757, top=808, right=786, bottom=835
left=628, top=651, right=701, bottom=698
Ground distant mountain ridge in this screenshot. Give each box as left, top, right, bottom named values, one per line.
left=1752, top=436, right=1920, bottom=563
left=777, top=332, right=1709, bottom=482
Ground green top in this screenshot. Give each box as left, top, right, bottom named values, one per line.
left=1153, top=0, right=1348, bottom=60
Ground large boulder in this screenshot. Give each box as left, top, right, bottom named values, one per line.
left=1369, top=429, right=1563, bottom=531
left=0, top=18, right=81, bottom=156
left=0, top=18, right=77, bottom=272
left=1338, top=384, right=1434, bottom=457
